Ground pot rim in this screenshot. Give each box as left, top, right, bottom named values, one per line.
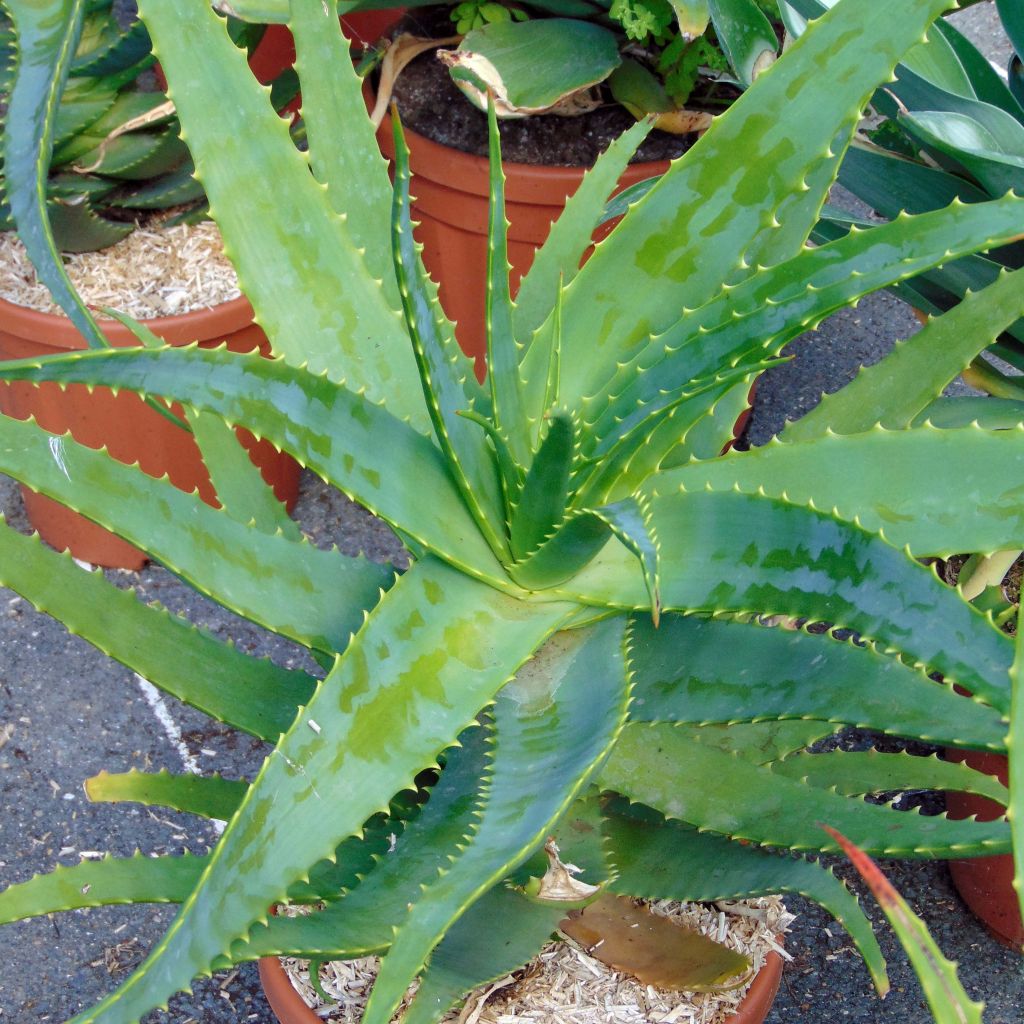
left=258, top=946, right=784, bottom=1024
left=375, top=106, right=671, bottom=203
left=0, top=291, right=256, bottom=350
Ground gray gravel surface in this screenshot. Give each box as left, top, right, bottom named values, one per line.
left=3, top=3, right=1022, bottom=1022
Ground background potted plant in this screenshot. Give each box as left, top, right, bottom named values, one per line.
left=0, top=0, right=299, bottom=568
left=313, top=0, right=785, bottom=365
left=1, top=1, right=1024, bottom=1023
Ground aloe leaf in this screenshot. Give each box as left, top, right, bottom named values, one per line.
left=0, top=415, right=391, bottom=655
left=231, top=725, right=492, bottom=963
left=98, top=308, right=299, bottom=539
left=581, top=191, right=1024, bottom=454
left=290, top=0, right=396, bottom=297
left=552, top=0, right=952, bottom=408
left=69, top=560, right=573, bottom=1024
left=188, top=410, right=301, bottom=540
left=707, top=0, right=776, bottom=85
left=401, top=884, right=566, bottom=1024
left=509, top=495, right=657, bottom=600
left=556, top=490, right=1013, bottom=715
left=104, top=159, right=203, bottom=209
left=1011, top=607, right=1024, bottom=931
left=135, top=0, right=428, bottom=430
left=86, top=770, right=248, bottom=821
left=0, top=345, right=509, bottom=585
left=913, top=397, right=1024, bottom=430
left=484, top=97, right=528, bottom=467
left=672, top=720, right=836, bottom=764
left=600, top=723, right=1010, bottom=858
left=3, top=0, right=108, bottom=346
left=391, top=114, right=508, bottom=560
left=786, top=265, right=1024, bottom=441
left=0, top=853, right=206, bottom=926
left=514, top=118, right=651, bottom=346
left=772, top=751, right=1009, bottom=805
left=826, top=829, right=984, bottom=1024
left=573, top=360, right=772, bottom=505
left=663, top=378, right=753, bottom=463
left=602, top=801, right=888, bottom=994
left=0, top=518, right=315, bottom=738
left=664, top=425, right=1024, bottom=558
left=362, top=620, right=628, bottom=1024
left=626, top=615, right=1006, bottom=750
left=510, top=411, right=575, bottom=560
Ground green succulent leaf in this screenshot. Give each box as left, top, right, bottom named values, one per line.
left=231, top=725, right=492, bottom=962
left=627, top=614, right=1007, bottom=751
left=85, top=770, right=249, bottom=821
left=0, top=518, right=315, bottom=739
left=559, top=490, right=1013, bottom=716
left=827, top=829, right=984, bottom=1024
left=706, top=0, right=777, bottom=85
left=549, top=0, right=953, bottom=408
left=670, top=720, right=837, bottom=764
left=136, top=0, right=428, bottom=428
left=0, top=345, right=510, bottom=587
left=603, top=800, right=888, bottom=994
left=580, top=191, right=1024, bottom=456
left=70, top=10, right=151, bottom=76
left=913, top=397, right=1024, bottom=431
left=3, top=0, right=108, bottom=344
left=0, top=414, right=391, bottom=656
left=786, top=265, right=1024, bottom=440
left=513, top=117, right=652, bottom=347
left=510, top=410, right=576, bottom=560
left=664, top=425, right=1024, bottom=559
left=69, top=559, right=573, bottom=1024
left=0, top=853, right=206, bottom=926
left=362, top=620, right=628, bottom=1024
left=401, top=884, right=567, bottom=1024
left=447, top=19, right=620, bottom=114
left=772, top=751, right=1010, bottom=805
left=45, top=197, right=133, bottom=251
left=600, top=723, right=1010, bottom=858
left=290, top=0, right=397, bottom=297
left=391, top=112, right=509, bottom=560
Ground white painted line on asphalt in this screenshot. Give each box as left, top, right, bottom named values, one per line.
left=134, top=673, right=201, bottom=774
left=133, top=673, right=227, bottom=834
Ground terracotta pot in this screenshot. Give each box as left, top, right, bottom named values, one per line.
left=0, top=294, right=300, bottom=569
left=376, top=118, right=669, bottom=378
left=944, top=748, right=1023, bottom=949
left=259, top=946, right=784, bottom=1024
left=247, top=10, right=406, bottom=87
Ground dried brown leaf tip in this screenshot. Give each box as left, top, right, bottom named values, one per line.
left=560, top=893, right=751, bottom=992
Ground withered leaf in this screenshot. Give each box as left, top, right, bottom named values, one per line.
left=560, top=893, right=751, bottom=992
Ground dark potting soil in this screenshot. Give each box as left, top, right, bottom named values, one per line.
left=388, top=8, right=715, bottom=166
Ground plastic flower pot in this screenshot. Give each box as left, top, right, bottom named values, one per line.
left=944, top=748, right=1023, bottom=949
left=258, top=946, right=784, bottom=1024
left=375, top=114, right=755, bottom=442
left=0, top=294, right=299, bottom=569
left=375, top=115, right=670, bottom=377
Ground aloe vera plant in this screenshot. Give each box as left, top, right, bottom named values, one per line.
left=2, top=0, right=1024, bottom=1021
